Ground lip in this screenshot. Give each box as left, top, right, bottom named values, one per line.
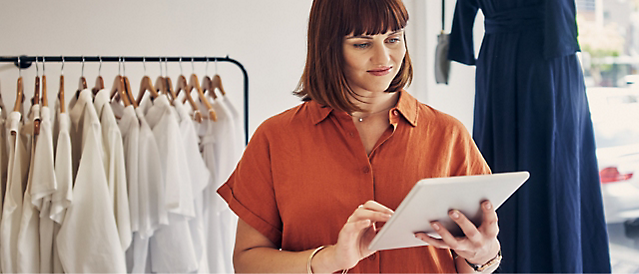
left=367, top=67, right=392, bottom=76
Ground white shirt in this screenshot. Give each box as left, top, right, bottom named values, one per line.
left=16, top=104, right=42, bottom=273
left=127, top=106, right=166, bottom=273
left=1, top=111, right=30, bottom=274
left=200, top=99, right=238, bottom=274
left=174, top=99, right=211, bottom=273
left=145, top=95, right=198, bottom=273
left=117, top=105, right=140, bottom=234
left=57, top=89, right=126, bottom=273
left=0, top=108, right=8, bottom=216
left=51, top=100, right=73, bottom=273
left=27, top=106, right=57, bottom=273
left=95, top=90, right=132, bottom=251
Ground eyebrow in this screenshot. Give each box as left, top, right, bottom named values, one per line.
left=345, top=30, right=404, bottom=40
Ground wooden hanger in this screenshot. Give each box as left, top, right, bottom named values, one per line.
left=76, top=56, right=88, bottom=99
left=202, top=58, right=217, bottom=100
left=136, top=57, right=159, bottom=106
left=211, top=74, right=226, bottom=96
left=188, top=73, right=217, bottom=121
left=13, top=58, right=24, bottom=113
left=110, top=58, right=130, bottom=107
left=162, top=58, right=178, bottom=101
left=33, top=61, right=40, bottom=106
left=58, top=61, right=65, bottom=113
left=123, top=76, right=138, bottom=108
left=201, top=75, right=217, bottom=100
left=33, top=59, right=41, bottom=135
left=41, top=57, right=48, bottom=107
left=175, top=73, right=202, bottom=122
left=0, top=80, right=5, bottom=112
left=92, top=56, right=105, bottom=95
left=137, top=75, right=159, bottom=106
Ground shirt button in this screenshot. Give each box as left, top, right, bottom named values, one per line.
left=349, top=132, right=355, bottom=137
left=369, top=253, right=377, bottom=260
left=363, top=167, right=370, bottom=174
left=393, top=110, right=400, bottom=116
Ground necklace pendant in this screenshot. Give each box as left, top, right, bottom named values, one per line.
left=358, top=118, right=364, bottom=122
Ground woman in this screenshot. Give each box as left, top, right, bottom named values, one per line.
left=218, top=0, right=501, bottom=272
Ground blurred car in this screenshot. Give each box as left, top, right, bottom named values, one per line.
left=587, top=87, right=639, bottom=224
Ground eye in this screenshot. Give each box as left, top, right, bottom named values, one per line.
left=387, top=38, right=401, bottom=44
left=354, top=43, right=370, bottom=49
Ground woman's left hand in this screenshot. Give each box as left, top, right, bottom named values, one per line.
left=415, top=200, right=500, bottom=265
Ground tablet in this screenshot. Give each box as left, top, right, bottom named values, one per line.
left=368, top=171, right=530, bottom=251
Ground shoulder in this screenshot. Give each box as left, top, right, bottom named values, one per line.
left=253, top=102, right=315, bottom=139
left=415, top=102, right=469, bottom=138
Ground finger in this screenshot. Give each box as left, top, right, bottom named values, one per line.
left=430, top=222, right=466, bottom=251
left=479, top=201, right=499, bottom=238
left=362, top=200, right=395, bottom=215
left=449, top=210, right=483, bottom=244
left=414, top=232, right=450, bottom=249
left=342, top=219, right=372, bottom=235
left=348, top=207, right=392, bottom=223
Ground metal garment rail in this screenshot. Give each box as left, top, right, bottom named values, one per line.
left=0, top=55, right=249, bottom=145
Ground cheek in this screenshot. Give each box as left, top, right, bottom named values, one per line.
left=392, top=47, right=407, bottom=64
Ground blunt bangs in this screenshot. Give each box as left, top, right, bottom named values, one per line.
left=339, top=0, right=409, bottom=37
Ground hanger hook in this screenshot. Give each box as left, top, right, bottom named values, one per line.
left=166, top=57, right=170, bottom=77
left=118, top=56, right=122, bottom=75
left=143, top=56, right=147, bottom=74
left=206, top=57, right=209, bottom=76
left=35, top=56, right=39, bottom=76
left=215, top=58, right=218, bottom=74
left=158, top=57, right=163, bottom=77
left=98, top=56, right=103, bottom=76
left=123, top=57, right=126, bottom=76
left=18, top=57, right=22, bottom=78
left=61, top=56, right=65, bottom=76
left=179, top=56, right=183, bottom=75
left=81, top=56, right=85, bottom=78
left=191, top=57, right=195, bottom=74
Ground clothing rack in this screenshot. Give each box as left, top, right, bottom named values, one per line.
left=0, top=55, right=250, bottom=145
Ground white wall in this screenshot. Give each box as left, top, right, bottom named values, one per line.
left=415, top=0, right=484, bottom=132
left=0, top=0, right=481, bottom=137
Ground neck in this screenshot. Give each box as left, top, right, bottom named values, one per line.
left=349, top=89, right=400, bottom=116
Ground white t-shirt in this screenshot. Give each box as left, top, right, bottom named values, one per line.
left=174, top=99, right=211, bottom=273
left=94, top=90, right=132, bottom=251
left=51, top=100, right=73, bottom=273
left=1, top=111, right=30, bottom=274
left=57, top=89, right=126, bottom=273
left=145, top=95, right=198, bottom=273
left=16, top=104, right=42, bottom=273
left=27, top=106, right=57, bottom=273
left=200, top=98, right=238, bottom=274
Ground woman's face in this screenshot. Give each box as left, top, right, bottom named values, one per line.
left=342, top=29, right=406, bottom=95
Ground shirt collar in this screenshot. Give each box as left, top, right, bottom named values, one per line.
left=310, top=89, right=418, bottom=127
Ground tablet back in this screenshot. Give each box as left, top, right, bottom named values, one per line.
left=368, top=171, right=530, bottom=251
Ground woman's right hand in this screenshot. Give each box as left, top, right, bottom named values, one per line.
left=323, top=201, right=394, bottom=270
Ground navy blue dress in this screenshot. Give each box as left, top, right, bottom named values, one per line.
left=448, top=0, right=612, bottom=273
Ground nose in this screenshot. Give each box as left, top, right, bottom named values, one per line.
left=371, top=43, right=391, bottom=65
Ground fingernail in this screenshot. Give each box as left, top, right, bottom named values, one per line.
left=432, top=223, right=440, bottom=230
left=485, top=202, right=492, bottom=210
left=451, top=211, right=460, bottom=219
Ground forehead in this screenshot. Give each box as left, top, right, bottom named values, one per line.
left=337, top=0, right=409, bottom=36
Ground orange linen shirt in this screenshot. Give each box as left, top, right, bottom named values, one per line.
left=218, top=90, right=491, bottom=273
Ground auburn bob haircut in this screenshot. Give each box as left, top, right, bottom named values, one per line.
left=294, top=0, right=413, bottom=113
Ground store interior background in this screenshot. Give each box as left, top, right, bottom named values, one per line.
left=0, top=0, right=485, bottom=136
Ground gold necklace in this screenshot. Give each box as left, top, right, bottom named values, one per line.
left=349, top=107, right=394, bottom=122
